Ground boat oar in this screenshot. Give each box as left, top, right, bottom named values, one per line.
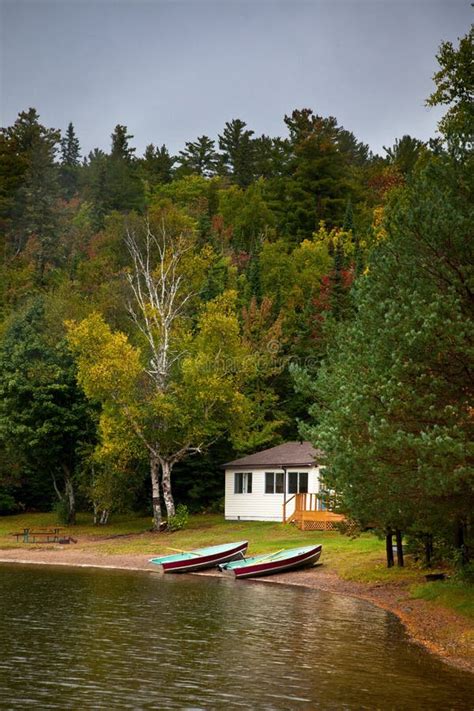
left=255, top=549, right=285, bottom=563
left=164, top=546, right=202, bottom=557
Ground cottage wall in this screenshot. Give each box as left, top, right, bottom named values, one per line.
left=224, top=466, right=320, bottom=521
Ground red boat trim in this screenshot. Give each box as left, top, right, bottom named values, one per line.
left=232, top=545, right=322, bottom=579
left=161, top=542, right=248, bottom=573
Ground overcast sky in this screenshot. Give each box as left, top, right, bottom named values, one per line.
left=1, top=0, right=471, bottom=158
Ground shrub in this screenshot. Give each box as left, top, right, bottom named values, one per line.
left=52, top=499, right=70, bottom=524
left=168, top=503, right=189, bottom=532
left=0, top=488, right=18, bottom=515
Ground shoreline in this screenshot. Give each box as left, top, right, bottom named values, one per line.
left=0, top=547, right=472, bottom=674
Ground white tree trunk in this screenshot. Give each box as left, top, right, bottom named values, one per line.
left=161, top=459, right=176, bottom=519
left=63, top=465, right=76, bottom=525
left=150, top=453, right=162, bottom=531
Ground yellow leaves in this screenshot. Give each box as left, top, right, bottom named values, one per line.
left=65, top=312, right=142, bottom=402
left=312, top=221, right=354, bottom=255
left=65, top=287, right=256, bottom=457
left=96, top=413, right=142, bottom=461
left=372, top=207, right=387, bottom=242
left=195, top=290, right=243, bottom=356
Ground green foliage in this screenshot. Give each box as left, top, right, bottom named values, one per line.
left=1, top=26, right=470, bottom=526
left=167, top=503, right=189, bottom=531
left=0, top=486, right=18, bottom=514
left=81, top=125, right=145, bottom=226
left=218, top=119, right=255, bottom=186
left=411, top=579, right=474, bottom=619
left=299, top=150, right=473, bottom=561
left=60, top=122, right=81, bottom=199
left=427, top=25, right=474, bottom=146
left=218, top=180, right=276, bottom=252
left=276, top=109, right=369, bottom=239
left=52, top=498, right=70, bottom=525
left=383, top=135, right=426, bottom=176
left=141, top=143, right=175, bottom=187
left=177, top=135, right=218, bottom=177
left=0, top=300, right=96, bottom=520
left=1, top=108, right=62, bottom=280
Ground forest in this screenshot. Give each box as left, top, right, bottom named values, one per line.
left=0, top=28, right=472, bottom=566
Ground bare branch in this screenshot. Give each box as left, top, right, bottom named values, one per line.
left=124, top=222, right=199, bottom=390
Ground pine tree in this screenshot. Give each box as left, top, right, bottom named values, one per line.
left=82, top=148, right=109, bottom=228
left=383, top=135, right=426, bottom=176
left=178, top=135, right=218, bottom=177
left=301, top=151, right=473, bottom=564
left=107, top=125, right=144, bottom=212
left=110, top=124, right=136, bottom=162
left=61, top=122, right=81, bottom=166
left=247, top=253, right=262, bottom=303
left=331, top=238, right=345, bottom=321
left=343, top=198, right=353, bottom=232
left=141, top=143, right=175, bottom=185
left=0, top=300, right=96, bottom=523
left=279, top=109, right=368, bottom=240
left=218, top=119, right=255, bottom=187
left=3, top=108, right=61, bottom=278
left=60, top=122, right=81, bottom=199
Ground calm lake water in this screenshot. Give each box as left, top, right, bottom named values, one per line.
left=0, top=565, right=473, bottom=710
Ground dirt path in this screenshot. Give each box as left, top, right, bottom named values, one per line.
left=0, top=546, right=472, bottom=674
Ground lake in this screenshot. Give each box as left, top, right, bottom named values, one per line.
left=0, top=564, right=473, bottom=709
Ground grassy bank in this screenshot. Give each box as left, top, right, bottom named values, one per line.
left=1, top=511, right=472, bottom=621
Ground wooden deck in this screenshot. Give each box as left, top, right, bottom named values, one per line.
left=283, top=493, right=345, bottom=530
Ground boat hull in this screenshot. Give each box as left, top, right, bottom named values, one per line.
left=149, top=541, right=248, bottom=574
left=221, top=544, right=322, bottom=579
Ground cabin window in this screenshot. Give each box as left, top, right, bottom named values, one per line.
left=288, top=471, right=309, bottom=494
left=265, top=471, right=284, bottom=494
left=234, top=472, right=252, bottom=494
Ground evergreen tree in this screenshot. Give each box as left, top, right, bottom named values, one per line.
left=331, top=239, right=346, bottom=321
left=108, top=125, right=144, bottom=212
left=218, top=119, right=255, bottom=186
left=60, top=122, right=81, bottom=199
left=0, top=132, right=28, bottom=242
left=343, top=198, right=353, bottom=232
left=0, top=300, right=96, bottom=522
left=61, top=122, right=81, bottom=166
left=141, top=143, right=175, bottom=185
left=110, top=124, right=136, bottom=162
left=178, top=135, right=218, bottom=177
left=279, top=109, right=366, bottom=239
left=299, top=151, right=473, bottom=564
left=383, top=135, right=426, bottom=176
left=3, top=108, right=61, bottom=279
left=82, top=126, right=144, bottom=221
left=82, top=148, right=109, bottom=228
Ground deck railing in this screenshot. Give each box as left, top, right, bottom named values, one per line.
left=283, top=493, right=345, bottom=529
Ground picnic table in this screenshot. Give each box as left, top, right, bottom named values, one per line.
left=11, top=527, right=63, bottom=544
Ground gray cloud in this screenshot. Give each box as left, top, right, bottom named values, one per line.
left=1, top=0, right=471, bottom=158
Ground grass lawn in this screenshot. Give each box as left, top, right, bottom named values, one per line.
left=1, top=511, right=472, bottom=619
left=0, top=511, right=382, bottom=565
left=411, top=580, right=474, bottom=620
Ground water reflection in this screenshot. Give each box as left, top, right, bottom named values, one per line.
left=0, top=565, right=472, bottom=710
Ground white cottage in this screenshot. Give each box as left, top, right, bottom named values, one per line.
left=224, top=441, right=342, bottom=530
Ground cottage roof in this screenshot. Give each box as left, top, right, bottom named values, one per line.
left=223, top=441, right=321, bottom=469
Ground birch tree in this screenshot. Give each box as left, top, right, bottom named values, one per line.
left=67, top=215, right=253, bottom=530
